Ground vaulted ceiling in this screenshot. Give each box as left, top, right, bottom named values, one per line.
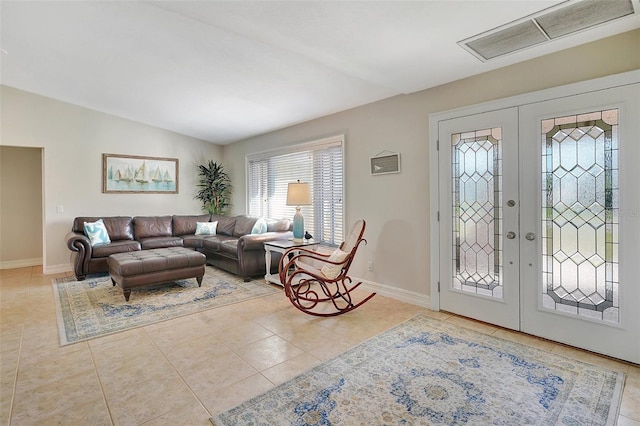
left=2, top=1, right=638, bottom=144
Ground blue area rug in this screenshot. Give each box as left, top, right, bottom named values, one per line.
left=211, top=315, right=624, bottom=425
left=52, top=267, right=279, bottom=346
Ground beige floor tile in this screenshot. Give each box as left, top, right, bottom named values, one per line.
left=95, top=350, right=178, bottom=393
left=212, top=321, right=275, bottom=350
left=202, top=373, right=274, bottom=415
left=90, top=331, right=161, bottom=368
left=254, top=309, right=313, bottom=335
left=12, top=370, right=106, bottom=424
left=617, top=415, right=640, bottom=426
left=88, top=325, right=147, bottom=348
left=0, top=398, right=12, bottom=426
left=261, top=352, right=322, bottom=386
left=11, top=396, right=112, bottom=426
left=105, top=374, right=197, bottom=426
left=307, top=338, right=355, bottom=362
left=621, top=372, right=640, bottom=421
left=140, top=400, right=212, bottom=426
left=180, top=350, right=258, bottom=395
left=276, top=320, right=346, bottom=352
left=16, top=347, right=96, bottom=391
left=235, top=334, right=305, bottom=371
left=156, top=334, right=230, bottom=372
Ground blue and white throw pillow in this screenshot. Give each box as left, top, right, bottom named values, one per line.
left=251, top=217, right=268, bottom=234
left=83, top=219, right=111, bottom=246
left=195, top=221, right=218, bottom=236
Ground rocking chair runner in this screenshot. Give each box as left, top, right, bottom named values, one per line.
left=278, top=219, right=376, bottom=316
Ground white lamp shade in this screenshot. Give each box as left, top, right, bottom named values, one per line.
left=286, top=181, right=311, bottom=205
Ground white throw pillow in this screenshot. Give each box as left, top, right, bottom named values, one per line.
left=251, top=217, right=268, bottom=234
left=195, top=221, right=218, bottom=236
left=83, top=219, right=111, bottom=246
left=321, top=249, right=348, bottom=279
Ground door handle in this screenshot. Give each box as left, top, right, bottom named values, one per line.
left=506, top=231, right=516, bottom=239
left=525, top=232, right=536, bottom=241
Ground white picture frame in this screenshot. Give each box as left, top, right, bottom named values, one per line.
left=370, top=153, right=401, bottom=175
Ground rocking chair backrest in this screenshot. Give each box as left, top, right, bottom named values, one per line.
left=340, top=219, right=366, bottom=255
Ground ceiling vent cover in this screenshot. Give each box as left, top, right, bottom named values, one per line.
left=460, top=0, right=636, bottom=61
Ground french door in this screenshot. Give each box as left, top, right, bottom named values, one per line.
left=437, top=84, right=640, bottom=363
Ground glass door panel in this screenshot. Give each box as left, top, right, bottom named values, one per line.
left=452, top=127, right=503, bottom=299
left=541, top=110, right=619, bottom=324
left=438, top=108, right=520, bottom=330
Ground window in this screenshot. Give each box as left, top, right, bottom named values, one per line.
left=247, top=135, right=344, bottom=245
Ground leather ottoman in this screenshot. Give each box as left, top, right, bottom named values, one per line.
left=108, top=247, right=206, bottom=301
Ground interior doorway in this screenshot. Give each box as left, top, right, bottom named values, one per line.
left=0, top=146, right=44, bottom=269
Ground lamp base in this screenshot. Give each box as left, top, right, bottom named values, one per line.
left=292, top=238, right=304, bottom=243
left=293, top=207, right=304, bottom=242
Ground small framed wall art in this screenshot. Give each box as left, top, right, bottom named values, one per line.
left=370, top=151, right=401, bottom=175
left=103, top=153, right=179, bottom=194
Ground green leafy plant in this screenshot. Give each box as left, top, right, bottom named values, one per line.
left=195, top=160, right=232, bottom=215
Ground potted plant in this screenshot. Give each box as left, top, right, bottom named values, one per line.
left=195, top=160, right=232, bottom=215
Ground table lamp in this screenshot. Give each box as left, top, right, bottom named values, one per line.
left=286, top=180, right=311, bottom=242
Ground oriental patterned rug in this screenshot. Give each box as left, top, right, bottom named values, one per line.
left=211, top=315, right=625, bottom=425
left=52, top=267, right=279, bottom=346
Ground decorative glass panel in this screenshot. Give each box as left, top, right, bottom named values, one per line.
left=541, top=109, right=619, bottom=324
left=451, top=127, right=503, bottom=299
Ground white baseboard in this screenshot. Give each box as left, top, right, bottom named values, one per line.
left=0, top=258, right=42, bottom=270
left=44, top=264, right=72, bottom=275
left=356, top=277, right=431, bottom=308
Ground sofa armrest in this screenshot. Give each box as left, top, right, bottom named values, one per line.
left=238, top=231, right=294, bottom=252
left=65, top=231, right=92, bottom=280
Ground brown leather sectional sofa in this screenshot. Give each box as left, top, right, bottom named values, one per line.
left=65, top=214, right=292, bottom=281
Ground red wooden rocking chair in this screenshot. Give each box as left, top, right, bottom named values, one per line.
left=278, top=219, right=376, bottom=316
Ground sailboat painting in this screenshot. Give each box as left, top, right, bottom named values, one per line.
left=103, top=154, right=178, bottom=193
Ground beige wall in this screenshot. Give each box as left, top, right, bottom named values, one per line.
left=0, top=87, right=222, bottom=272
left=222, top=29, right=640, bottom=296
left=0, top=146, right=43, bottom=267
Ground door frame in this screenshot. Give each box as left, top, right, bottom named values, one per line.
left=428, top=69, right=640, bottom=312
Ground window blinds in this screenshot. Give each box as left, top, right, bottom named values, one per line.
left=247, top=136, right=344, bottom=245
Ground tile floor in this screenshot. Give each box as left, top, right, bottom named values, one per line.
left=1, top=266, right=639, bottom=425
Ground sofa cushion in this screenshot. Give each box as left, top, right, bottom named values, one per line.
left=234, top=215, right=258, bottom=237
left=195, top=221, right=217, bottom=235
left=211, top=215, right=236, bottom=236
left=201, top=235, right=237, bottom=252
left=83, top=219, right=111, bottom=246
left=251, top=217, right=268, bottom=234
left=133, top=216, right=172, bottom=239
left=266, top=218, right=291, bottom=233
left=182, top=235, right=217, bottom=249
left=73, top=216, right=134, bottom=241
left=219, top=239, right=240, bottom=256
left=201, top=238, right=221, bottom=252
left=172, top=214, right=211, bottom=236
left=139, top=237, right=183, bottom=250
left=92, top=240, right=141, bottom=258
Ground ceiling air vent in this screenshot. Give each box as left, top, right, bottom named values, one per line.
left=460, top=0, right=636, bottom=61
